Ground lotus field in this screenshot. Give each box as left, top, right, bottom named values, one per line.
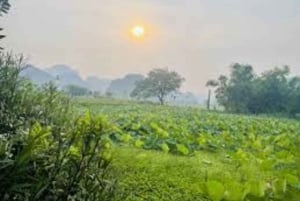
left=75, top=98, right=300, bottom=201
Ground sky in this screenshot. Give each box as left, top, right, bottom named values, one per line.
left=2, top=0, right=300, bottom=93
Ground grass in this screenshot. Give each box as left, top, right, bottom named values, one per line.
left=109, top=145, right=272, bottom=201
left=110, top=146, right=220, bottom=201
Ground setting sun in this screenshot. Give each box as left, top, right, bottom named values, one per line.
left=131, top=26, right=145, bottom=38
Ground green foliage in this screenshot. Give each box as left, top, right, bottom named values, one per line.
left=77, top=98, right=300, bottom=201
left=0, top=54, right=116, bottom=200
left=131, top=68, right=184, bottom=105
left=176, top=144, right=189, bottom=155
left=210, top=63, right=300, bottom=116
left=247, top=181, right=265, bottom=197
left=0, top=53, right=72, bottom=135
left=0, top=53, right=29, bottom=134
left=206, top=180, right=224, bottom=201
left=0, top=113, right=116, bottom=201
left=110, top=147, right=212, bottom=201
left=0, top=0, right=11, bottom=50
left=65, top=84, right=90, bottom=97
left=160, top=143, right=170, bottom=153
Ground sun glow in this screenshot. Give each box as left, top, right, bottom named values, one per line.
left=131, top=26, right=145, bottom=38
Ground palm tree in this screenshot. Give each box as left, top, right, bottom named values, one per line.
left=205, top=80, right=218, bottom=110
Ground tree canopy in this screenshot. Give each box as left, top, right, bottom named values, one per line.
left=131, top=68, right=184, bottom=105
left=65, top=84, right=90, bottom=97
left=209, top=63, right=300, bottom=116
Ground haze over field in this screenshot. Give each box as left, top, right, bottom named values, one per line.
left=3, top=0, right=300, bottom=93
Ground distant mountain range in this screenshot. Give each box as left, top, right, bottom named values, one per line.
left=20, top=65, right=54, bottom=85
left=45, top=64, right=86, bottom=87
left=21, top=64, right=205, bottom=105
left=106, top=74, right=144, bottom=98
left=21, top=64, right=111, bottom=93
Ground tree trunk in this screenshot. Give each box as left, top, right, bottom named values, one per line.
left=158, top=95, right=164, bottom=105
left=207, top=89, right=211, bottom=110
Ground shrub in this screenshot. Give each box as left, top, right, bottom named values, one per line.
left=0, top=53, right=116, bottom=200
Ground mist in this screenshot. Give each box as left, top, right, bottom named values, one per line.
left=3, top=0, right=300, bottom=93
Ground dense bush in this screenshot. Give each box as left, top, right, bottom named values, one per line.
left=0, top=53, right=116, bottom=201
left=209, top=63, right=300, bottom=116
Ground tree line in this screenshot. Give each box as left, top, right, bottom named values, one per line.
left=207, top=63, right=300, bottom=116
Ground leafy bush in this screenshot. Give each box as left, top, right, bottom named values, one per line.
left=0, top=54, right=72, bottom=135
left=0, top=53, right=116, bottom=201
left=0, top=114, right=116, bottom=201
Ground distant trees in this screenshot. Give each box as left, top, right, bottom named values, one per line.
left=209, top=63, right=300, bottom=116
left=106, top=74, right=144, bottom=99
left=65, top=84, right=90, bottom=97
left=131, top=68, right=184, bottom=105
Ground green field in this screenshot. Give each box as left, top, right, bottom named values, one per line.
left=75, top=97, right=300, bottom=201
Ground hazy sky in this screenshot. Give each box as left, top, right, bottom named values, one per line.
left=3, top=0, right=300, bottom=93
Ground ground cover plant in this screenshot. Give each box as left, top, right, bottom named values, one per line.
left=76, top=97, right=300, bottom=201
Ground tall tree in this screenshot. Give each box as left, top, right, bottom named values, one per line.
left=227, top=63, right=255, bottom=112
left=131, top=68, right=184, bottom=105
left=212, top=63, right=255, bottom=113
left=206, top=80, right=218, bottom=110
left=214, top=75, right=229, bottom=110
left=256, top=66, right=290, bottom=113
left=288, top=76, right=300, bottom=116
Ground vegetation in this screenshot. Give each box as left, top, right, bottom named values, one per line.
left=0, top=0, right=10, bottom=49
left=107, top=74, right=144, bottom=99
left=0, top=0, right=10, bottom=15
left=1, top=1, right=299, bottom=200
left=209, top=63, right=300, bottom=116
left=1, top=55, right=300, bottom=200
left=0, top=54, right=116, bottom=201
left=65, top=84, right=90, bottom=97
left=131, top=68, right=185, bottom=105
left=77, top=97, right=300, bottom=201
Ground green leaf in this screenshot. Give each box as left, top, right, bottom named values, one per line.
left=134, top=139, right=144, bottom=148
left=161, top=143, right=170, bottom=153
left=224, top=181, right=247, bottom=201
left=206, top=180, right=225, bottom=201
left=248, top=181, right=265, bottom=197
left=176, top=144, right=189, bottom=155
left=285, top=174, right=299, bottom=187
left=121, top=134, right=132, bottom=143
left=273, top=179, right=287, bottom=195
left=68, top=145, right=80, bottom=158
